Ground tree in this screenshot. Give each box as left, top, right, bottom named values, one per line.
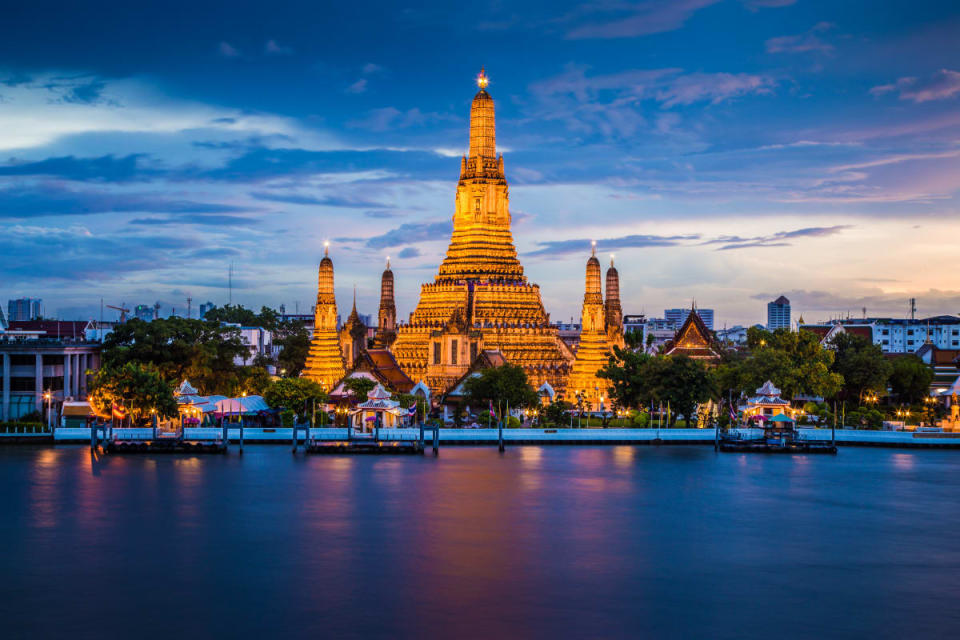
left=598, top=346, right=653, bottom=409
left=263, top=377, right=327, bottom=420
left=100, top=317, right=247, bottom=394
left=89, top=362, right=178, bottom=424
left=649, top=356, right=716, bottom=427
left=462, top=364, right=539, bottom=418
left=274, top=320, right=311, bottom=376
left=343, top=376, right=377, bottom=399
left=716, top=327, right=842, bottom=400
left=829, top=332, right=892, bottom=404
left=543, top=399, right=570, bottom=426
left=889, top=355, right=933, bottom=404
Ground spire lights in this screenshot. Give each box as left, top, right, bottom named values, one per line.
left=477, top=67, right=489, bottom=89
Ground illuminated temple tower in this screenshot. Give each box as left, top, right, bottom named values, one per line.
left=390, top=69, right=573, bottom=393
left=605, top=256, right=624, bottom=349
left=302, top=244, right=346, bottom=389
left=567, top=244, right=614, bottom=411
left=373, top=258, right=397, bottom=348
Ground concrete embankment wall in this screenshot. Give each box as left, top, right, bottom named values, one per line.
left=0, top=427, right=952, bottom=448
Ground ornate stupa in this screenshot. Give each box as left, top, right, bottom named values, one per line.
left=390, top=69, right=573, bottom=393
left=372, top=257, right=397, bottom=348
left=567, top=243, right=613, bottom=411
left=302, top=244, right=346, bottom=389
left=605, top=255, right=624, bottom=348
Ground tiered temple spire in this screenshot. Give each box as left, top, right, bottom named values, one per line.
left=567, top=242, right=614, bottom=411
left=390, top=70, right=573, bottom=393
left=373, top=257, right=397, bottom=348
left=605, top=254, right=624, bottom=348
left=302, top=243, right=346, bottom=389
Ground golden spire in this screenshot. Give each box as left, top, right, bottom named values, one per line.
left=477, top=67, right=489, bottom=89
left=591, top=240, right=597, bottom=257
left=386, top=255, right=391, bottom=269
left=324, top=241, right=329, bottom=257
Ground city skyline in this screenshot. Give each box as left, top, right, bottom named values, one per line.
left=2, top=1, right=960, bottom=326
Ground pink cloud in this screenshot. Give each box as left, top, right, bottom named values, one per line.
left=871, top=69, right=960, bottom=103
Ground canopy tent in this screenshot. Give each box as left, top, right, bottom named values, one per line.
left=216, top=396, right=270, bottom=415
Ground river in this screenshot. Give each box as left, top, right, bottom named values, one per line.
left=0, top=445, right=957, bottom=639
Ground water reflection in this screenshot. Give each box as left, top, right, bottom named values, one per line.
left=3, top=445, right=960, bottom=639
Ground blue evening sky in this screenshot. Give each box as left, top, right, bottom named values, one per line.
left=2, top=0, right=959, bottom=326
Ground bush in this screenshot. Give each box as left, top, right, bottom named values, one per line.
left=631, top=411, right=651, bottom=428
left=280, top=410, right=295, bottom=428
left=0, top=422, right=46, bottom=433
left=506, top=416, right=521, bottom=428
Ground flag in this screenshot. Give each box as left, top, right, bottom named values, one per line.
left=666, top=402, right=671, bottom=424
left=729, top=400, right=737, bottom=423
left=489, top=399, right=495, bottom=417
left=407, top=404, right=417, bottom=417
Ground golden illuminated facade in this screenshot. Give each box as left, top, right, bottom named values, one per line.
left=390, top=70, right=573, bottom=394
left=372, top=258, right=397, bottom=348
left=302, top=245, right=346, bottom=389
left=567, top=246, right=614, bottom=411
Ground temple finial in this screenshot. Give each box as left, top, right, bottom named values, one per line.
left=386, top=256, right=391, bottom=270
left=591, top=239, right=596, bottom=257
left=323, top=241, right=329, bottom=257
left=352, top=284, right=357, bottom=311
left=610, top=253, right=615, bottom=268
left=477, top=67, right=489, bottom=89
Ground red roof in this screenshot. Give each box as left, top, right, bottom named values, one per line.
left=8, top=320, right=88, bottom=339
left=799, top=325, right=831, bottom=339
left=359, top=349, right=415, bottom=392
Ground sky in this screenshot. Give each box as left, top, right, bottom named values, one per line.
left=2, top=0, right=960, bottom=327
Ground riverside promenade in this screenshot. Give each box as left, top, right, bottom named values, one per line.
left=2, top=426, right=959, bottom=448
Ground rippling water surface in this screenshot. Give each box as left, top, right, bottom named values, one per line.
left=1, top=445, right=958, bottom=639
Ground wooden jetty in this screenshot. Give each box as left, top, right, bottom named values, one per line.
left=297, top=422, right=437, bottom=456
left=93, top=423, right=228, bottom=455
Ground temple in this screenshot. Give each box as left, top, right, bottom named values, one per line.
left=302, top=244, right=346, bottom=389
left=389, top=69, right=573, bottom=394
left=567, top=244, right=614, bottom=410
left=662, top=306, right=722, bottom=363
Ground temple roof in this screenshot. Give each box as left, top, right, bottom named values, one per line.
left=663, top=311, right=721, bottom=361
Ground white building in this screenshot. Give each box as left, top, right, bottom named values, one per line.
left=767, top=296, right=791, bottom=330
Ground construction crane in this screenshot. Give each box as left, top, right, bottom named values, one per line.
left=153, top=301, right=161, bottom=320
left=107, top=303, right=130, bottom=323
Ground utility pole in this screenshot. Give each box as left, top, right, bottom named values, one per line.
left=187, top=296, right=192, bottom=319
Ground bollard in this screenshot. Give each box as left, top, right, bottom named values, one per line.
left=498, top=420, right=504, bottom=453
left=292, top=423, right=298, bottom=453
left=90, top=423, right=97, bottom=449
left=222, top=419, right=228, bottom=450
left=433, top=426, right=439, bottom=456
left=419, top=421, right=424, bottom=447
left=239, top=417, right=244, bottom=454
left=152, top=413, right=158, bottom=442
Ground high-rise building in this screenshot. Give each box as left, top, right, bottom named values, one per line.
left=199, top=301, right=215, bottom=319
left=134, top=304, right=154, bottom=322
left=664, top=308, right=714, bottom=330
left=767, top=296, right=791, bottom=330
left=7, top=298, right=43, bottom=322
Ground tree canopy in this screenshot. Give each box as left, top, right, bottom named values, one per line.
left=462, top=364, right=539, bottom=416
left=716, top=327, right=842, bottom=400
left=88, top=362, right=178, bottom=423
left=828, top=332, right=892, bottom=402
left=263, top=377, right=327, bottom=420
left=888, top=355, right=933, bottom=404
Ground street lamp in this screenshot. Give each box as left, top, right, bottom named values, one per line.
left=43, top=391, right=52, bottom=430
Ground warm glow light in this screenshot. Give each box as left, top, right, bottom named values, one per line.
left=476, top=67, right=489, bottom=89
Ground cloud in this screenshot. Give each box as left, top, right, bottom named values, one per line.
left=0, top=154, right=149, bottom=182
left=362, top=63, right=383, bottom=75
left=655, top=72, right=775, bottom=107
left=566, top=0, right=721, bottom=40
left=703, top=225, right=851, bottom=250
left=249, top=190, right=394, bottom=209
left=218, top=42, right=241, bottom=58
left=765, top=22, right=835, bottom=55
left=743, top=0, right=796, bottom=8
left=59, top=80, right=108, bottom=104
left=346, top=107, right=457, bottom=132
left=354, top=220, right=453, bottom=249
left=0, top=184, right=256, bottom=218
left=871, top=69, right=960, bottom=103
left=345, top=79, right=368, bottom=94
left=129, top=214, right=259, bottom=227
left=264, top=40, right=293, bottom=56
left=527, top=234, right=699, bottom=257
left=397, top=247, right=421, bottom=258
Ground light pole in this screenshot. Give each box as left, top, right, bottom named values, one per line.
left=43, top=391, right=52, bottom=430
